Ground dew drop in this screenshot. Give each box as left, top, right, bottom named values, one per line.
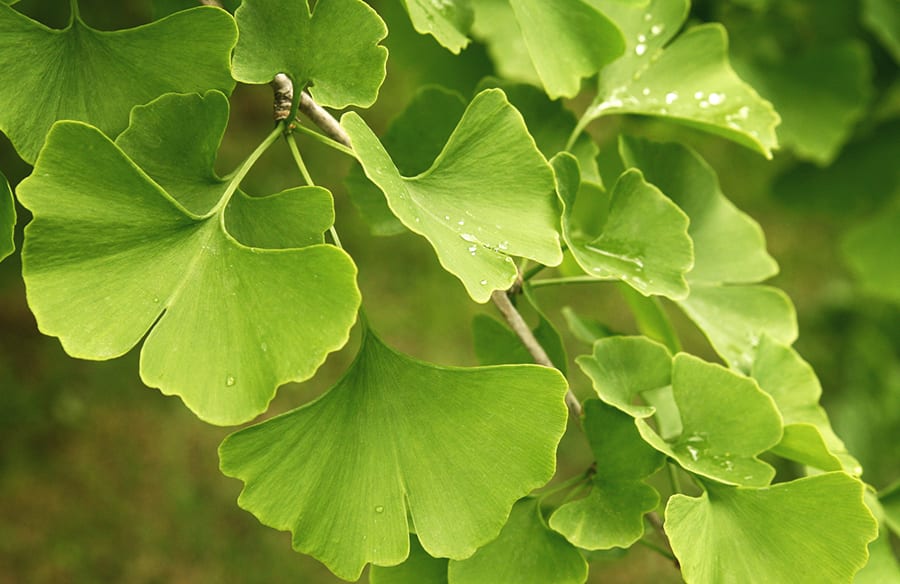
left=708, top=92, right=725, bottom=105
left=694, top=91, right=704, bottom=100
left=225, top=376, right=236, bottom=387
left=375, top=505, right=384, bottom=514
left=685, top=445, right=700, bottom=461
left=650, top=24, right=665, bottom=36
left=444, top=215, right=450, bottom=221
left=738, top=105, right=750, bottom=119
left=641, top=87, right=651, bottom=96
left=468, top=245, right=477, bottom=255
left=665, top=92, right=678, bottom=104
left=643, top=13, right=652, bottom=21
left=480, top=279, right=488, bottom=286
left=699, top=100, right=709, bottom=109
left=635, top=43, right=647, bottom=56
left=460, top=233, right=477, bottom=243
left=152, top=296, right=160, bottom=304
left=637, top=34, right=647, bottom=43
left=261, top=342, right=268, bottom=352
left=457, top=220, right=465, bottom=226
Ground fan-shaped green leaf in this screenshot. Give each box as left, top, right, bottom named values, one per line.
left=17, top=118, right=359, bottom=426
left=448, top=498, right=588, bottom=584
left=678, top=284, right=797, bottom=371
left=666, top=474, right=878, bottom=584
left=553, top=152, right=693, bottom=300
left=370, top=535, right=448, bottom=584
left=343, top=89, right=563, bottom=302
left=561, top=307, right=615, bottom=346
left=855, top=493, right=900, bottom=584
left=0, top=3, right=237, bottom=163
left=345, top=86, right=467, bottom=236
left=843, top=206, right=900, bottom=304
left=0, top=170, right=13, bottom=262
left=478, top=79, right=602, bottom=184
left=232, top=0, right=387, bottom=108
left=751, top=335, right=860, bottom=473
left=472, top=312, right=567, bottom=374
left=549, top=401, right=663, bottom=550
left=470, top=0, right=540, bottom=87
left=400, top=0, right=472, bottom=54
left=153, top=0, right=240, bottom=18
left=585, top=0, right=779, bottom=157
left=619, top=136, right=778, bottom=285
left=576, top=335, right=672, bottom=419
left=218, top=330, right=568, bottom=580
left=636, top=354, right=782, bottom=487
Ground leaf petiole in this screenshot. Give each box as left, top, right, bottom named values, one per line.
left=212, top=121, right=285, bottom=215
left=529, top=276, right=602, bottom=289
left=285, top=133, right=345, bottom=250
left=292, top=122, right=357, bottom=158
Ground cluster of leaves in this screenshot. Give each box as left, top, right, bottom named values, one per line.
left=0, top=0, right=897, bottom=582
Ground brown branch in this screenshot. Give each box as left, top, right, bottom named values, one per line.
left=491, top=290, right=583, bottom=419
left=646, top=511, right=679, bottom=568
left=297, top=91, right=352, bottom=148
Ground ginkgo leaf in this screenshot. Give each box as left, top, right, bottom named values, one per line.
left=472, top=313, right=567, bottom=373
left=370, top=535, right=448, bottom=584
left=448, top=498, right=588, bottom=584
left=843, top=206, right=900, bottom=304
left=576, top=335, right=672, bottom=419
left=470, top=0, right=624, bottom=98
left=619, top=136, right=778, bottom=285
left=561, top=307, right=615, bottom=346
left=343, top=89, right=563, bottom=303
left=636, top=353, right=783, bottom=487
left=0, top=3, right=236, bottom=163
left=750, top=335, right=861, bottom=474
left=400, top=0, right=473, bottom=54
left=678, top=284, right=797, bottom=371
left=0, top=170, right=13, bottom=262
left=218, top=329, right=568, bottom=581
left=117, top=91, right=334, bottom=249
left=232, top=0, right=387, bottom=108
left=345, top=86, right=467, bottom=236
left=17, top=119, right=360, bottom=426
left=584, top=0, right=780, bottom=157
left=666, top=474, right=878, bottom=584
left=479, top=79, right=601, bottom=184
left=553, top=152, right=694, bottom=300
left=153, top=0, right=240, bottom=18
left=549, top=401, right=663, bottom=550
left=504, top=0, right=624, bottom=99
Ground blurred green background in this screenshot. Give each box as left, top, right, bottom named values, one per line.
left=0, top=0, right=897, bottom=582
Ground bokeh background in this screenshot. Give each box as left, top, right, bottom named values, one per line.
left=0, top=0, right=897, bottom=582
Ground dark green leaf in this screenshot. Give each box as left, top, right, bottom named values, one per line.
left=219, top=330, right=569, bottom=580
left=863, top=0, right=900, bottom=64
left=369, top=535, right=448, bottom=584
left=843, top=205, right=900, bottom=304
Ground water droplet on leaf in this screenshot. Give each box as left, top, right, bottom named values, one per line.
left=375, top=505, right=384, bottom=513
left=226, top=375, right=235, bottom=387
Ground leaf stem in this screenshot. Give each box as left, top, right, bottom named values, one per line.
left=491, top=290, right=582, bottom=418
left=645, top=511, right=679, bottom=567
left=667, top=462, right=683, bottom=494
left=565, top=106, right=596, bottom=152
left=637, top=538, right=677, bottom=562
left=617, top=283, right=682, bottom=353
left=285, top=133, right=314, bottom=186
left=530, top=276, right=602, bottom=289
left=536, top=466, right=594, bottom=500
left=292, top=123, right=357, bottom=158
left=212, top=122, right=284, bottom=215
left=69, top=0, right=80, bottom=24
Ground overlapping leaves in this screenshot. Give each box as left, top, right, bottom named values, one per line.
left=620, top=136, right=794, bottom=371
left=343, top=88, right=563, bottom=302
left=578, top=338, right=783, bottom=487
left=0, top=3, right=236, bottom=163
left=17, top=91, right=360, bottom=425
left=0, top=170, right=13, bottom=262
left=219, top=329, right=568, bottom=580
left=232, top=0, right=387, bottom=108
left=553, top=152, right=694, bottom=300
left=584, top=0, right=780, bottom=158
left=471, top=0, right=624, bottom=98
left=549, top=401, right=664, bottom=550
left=666, top=474, right=877, bottom=583
left=399, top=0, right=473, bottom=54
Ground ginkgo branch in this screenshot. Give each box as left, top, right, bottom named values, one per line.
left=491, top=289, right=583, bottom=418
